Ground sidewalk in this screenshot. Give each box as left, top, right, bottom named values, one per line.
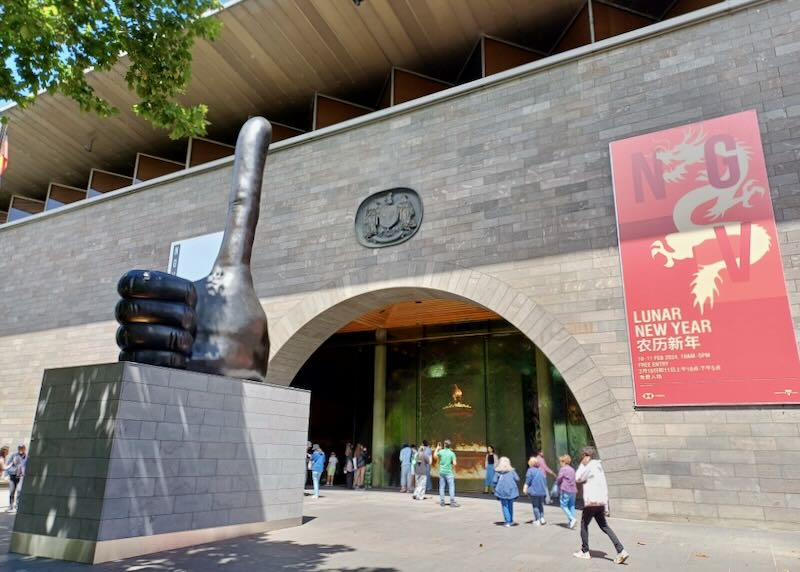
left=0, top=488, right=798, bottom=571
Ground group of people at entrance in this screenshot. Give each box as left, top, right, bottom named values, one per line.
left=398, top=440, right=458, bottom=506
left=493, top=445, right=629, bottom=565
left=307, top=441, right=370, bottom=498
left=309, top=439, right=627, bottom=564
left=484, top=445, right=556, bottom=500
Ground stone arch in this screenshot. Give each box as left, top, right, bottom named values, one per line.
left=266, top=260, right=645, bottom=516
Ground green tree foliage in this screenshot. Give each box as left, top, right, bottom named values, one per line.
left=0, top=1, right=222, bottom=139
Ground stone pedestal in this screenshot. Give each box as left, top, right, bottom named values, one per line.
left=10, top=362, right=310, bottom=564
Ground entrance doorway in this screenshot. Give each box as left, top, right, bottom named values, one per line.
left=291, top=299, right=594, bottom=492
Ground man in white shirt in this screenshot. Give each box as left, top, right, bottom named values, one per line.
left=573, top=446, right=629, bottom=565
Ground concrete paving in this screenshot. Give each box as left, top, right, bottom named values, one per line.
left=1, top=488, right=798, bottom=571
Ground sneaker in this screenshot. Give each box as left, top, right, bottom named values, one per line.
left=614, top=550, right=630, bottom=564
left=450, top=502, right=460, bottom=508
left=569, top=519, right=577, bottom=529
left=503, top=523, right=512, bottom=528
left=540, top=518, right=546, bottom=525
left=311, top=495, right=319, bottom=499
left=534, top=521, right=541, bottom=526
left=440, top=500, right=445, bottom=507
left=574, top=551, right=591, bottom=560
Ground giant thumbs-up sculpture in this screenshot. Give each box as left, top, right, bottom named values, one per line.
left=115, top=117, right=272, bottom=382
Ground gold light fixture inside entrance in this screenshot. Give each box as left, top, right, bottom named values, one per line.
left=442, top=383, right=473, bottom=418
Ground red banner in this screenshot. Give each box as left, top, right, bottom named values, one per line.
left=610, top=110, right=800, bottom=406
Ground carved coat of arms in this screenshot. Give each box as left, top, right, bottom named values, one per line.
left=355, top=188, right=422, bottom=247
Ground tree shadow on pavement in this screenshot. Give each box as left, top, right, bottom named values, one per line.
left=0, top=511, right=13, bottom=546
left=1, top=528, right=398, bottom=572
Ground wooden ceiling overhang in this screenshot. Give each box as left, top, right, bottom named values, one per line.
left=338, top=299, right=501, bottom=333
left=0, top=0, right=707, bottom=211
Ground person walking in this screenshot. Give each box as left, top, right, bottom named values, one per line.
left=309, top=444, right=326, bottom=499
left=573, top=446, right=629, bottom=564
left=412, top=445, right=431, bottom=500
left=434, top=440, right=459, bottom=507
left=326, top=452, right=338, bottom=486
left=524, top=456, right=547, bottom=525
left=557, top=454, right=578, bottom=528
left=484, top=445, right=497, bottom=494
left=399, top=443, right=412, bottom=492
left=0, top=446, right=9, bottom=493
left=537, top=448, right=557, bottom=504
left=354, top=444, right=367, bottom=490
left=305, top=441, right=312, bottom=487
left=6, top=444, right=27, bottom=513
left=363, top=447, right=372, bottom=489
left=409, top=444, right=417, bottom=492
left=422, top=440, right=433, bottom=493
left=344, top=443, right=354, bottom=490
left=492, top=456, right=520, bottom=527
left=0, top=446, right=8, bottom=473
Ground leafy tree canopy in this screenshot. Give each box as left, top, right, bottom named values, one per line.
left=0, top=1, right=222, bottom=139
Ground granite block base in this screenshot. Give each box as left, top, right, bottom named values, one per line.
left=10, top=362, right=310, bottom=564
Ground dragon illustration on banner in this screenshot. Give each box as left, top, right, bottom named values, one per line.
left=648, top=127, right=772, bottom=313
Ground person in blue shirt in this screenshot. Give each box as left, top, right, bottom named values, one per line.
left=310, top=444, right=326, bottom=499
left=492, top=456, right=520, bottom=527
left=399, top=444, right=412, bottom=492
left=524, top=456, right=548, bottom=525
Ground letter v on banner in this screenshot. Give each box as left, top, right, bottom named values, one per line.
left=714, top=223, right=751, bottom=281
left=609, top=109, right=800, bottom=407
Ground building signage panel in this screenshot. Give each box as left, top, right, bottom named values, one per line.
left=609, top=110, right=800, bottom=406
left=167, top=231, right=223, bottom=281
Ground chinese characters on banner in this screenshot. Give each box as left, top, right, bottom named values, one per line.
left=609, top=110, right=800, bottom=406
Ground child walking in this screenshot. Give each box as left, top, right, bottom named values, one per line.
left=574, top=446, right=630, bottom=564
left=557, top=454, right=578, bottom=529
left=524, top=456, right=547, bottom=525
left=492, top=456, right=520, bottom=527
left=326, top=452, right=338, bottom=486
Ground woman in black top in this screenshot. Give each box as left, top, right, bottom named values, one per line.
left=484, top=445, right=497, bottom=494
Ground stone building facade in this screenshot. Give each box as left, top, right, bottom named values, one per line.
left=1, top=0, right=799, bottom=530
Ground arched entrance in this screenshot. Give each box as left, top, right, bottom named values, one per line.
left=292, top=299, right=597, bottom=492
left=265, top=262, right=644, bottom=512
